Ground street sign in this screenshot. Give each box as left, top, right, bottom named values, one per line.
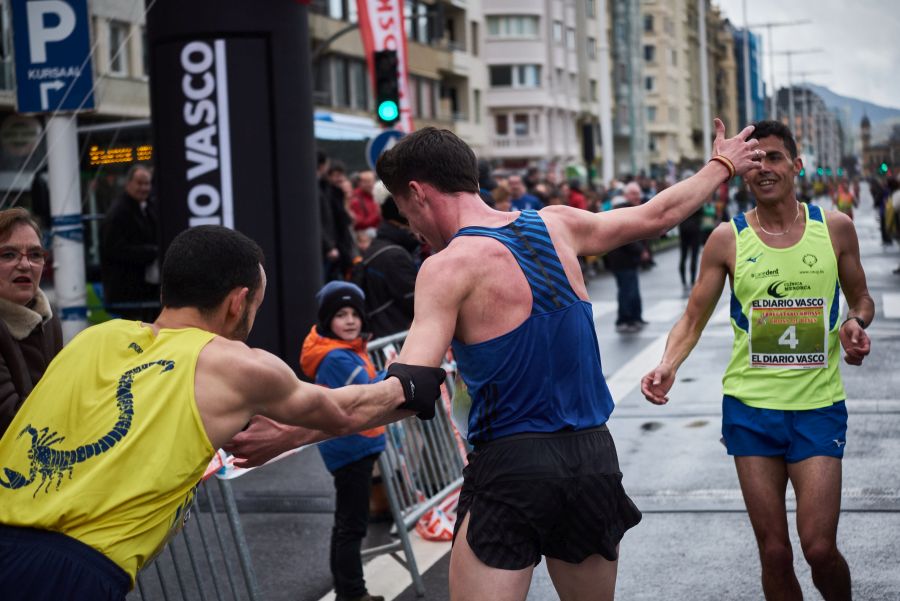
left=365, top=128, right=404, bottom=170
left=11, top=0, right=95, bottom=114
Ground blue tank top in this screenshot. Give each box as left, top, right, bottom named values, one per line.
left=450, top=210, right=615, bottom=443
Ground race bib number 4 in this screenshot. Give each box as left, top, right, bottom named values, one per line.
left=749, top=297, right=828, bottom=369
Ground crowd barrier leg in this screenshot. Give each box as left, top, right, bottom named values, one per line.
left=202, top=483, right=242, bottom=600
left=193, top=488, right=229, bottom=601
left=180, top=520, right=212, bottom=601
left=218, top=479, right=262, bottom=601
left=374, top=453, right=427, bottom=597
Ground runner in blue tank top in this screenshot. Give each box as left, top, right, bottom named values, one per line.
left=365, top=123, right=765, bottom=601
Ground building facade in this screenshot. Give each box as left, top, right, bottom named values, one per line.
left=731, top=25, right=765, bottom=124
left=640, top=0, right=735, bottom=177
left=777, top=86, right=843, bottom=174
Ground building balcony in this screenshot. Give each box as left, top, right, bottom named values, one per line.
left=489, top=134, right=548, bottom=158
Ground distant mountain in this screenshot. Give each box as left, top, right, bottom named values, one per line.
left=806, top=84, right=900, bottom=141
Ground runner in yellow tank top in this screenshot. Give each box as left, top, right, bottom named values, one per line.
left=641, top=121, right=874, bottom=601
left=0, top=226, right=446, bottom=601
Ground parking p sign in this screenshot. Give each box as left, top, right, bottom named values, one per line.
left=11, top=0, right=95, bottom=114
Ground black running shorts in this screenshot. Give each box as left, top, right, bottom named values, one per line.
left=454, top=426, right=642, bottom=570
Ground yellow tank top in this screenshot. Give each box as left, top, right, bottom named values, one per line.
left=722, top=203, right=845, bottom=410
left=0, top=320, right=216, bottom=583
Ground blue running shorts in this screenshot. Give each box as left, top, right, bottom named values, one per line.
left=721, top=395, right=848, bottom=463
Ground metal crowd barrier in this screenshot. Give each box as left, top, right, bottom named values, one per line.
left=362, top=332, right=468, bottom=597
left=128, top=478, right=260, bottom=601
left=129, top=331, right=465, bottom=600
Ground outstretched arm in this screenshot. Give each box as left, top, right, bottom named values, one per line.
left=199, top=338, right=443, bottom=451
left=549, top=119, right=762, bottom=257
left=641, top=223, right=733, bottom=404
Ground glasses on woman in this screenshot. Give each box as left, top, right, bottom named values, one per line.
left=0, top=247, right=47, bottom=265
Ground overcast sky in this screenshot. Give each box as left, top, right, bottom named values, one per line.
left=715, top=0, right=900, bottom=110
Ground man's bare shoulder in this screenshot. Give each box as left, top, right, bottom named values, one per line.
left=198, top=337, right=286, bottom=387
left=822, top=208, right=855, bottom=250
left=704, top=222, right=736, bottom=267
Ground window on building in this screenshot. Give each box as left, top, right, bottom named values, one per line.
left=487, top=16, right=539, bottom=38
left=566, top=28, right=575, bottom=49
left=489, top=65, right=513, bottom=87
left=556, top=68, right=563, bottom=85
left=495, top=114, right=509, bottom=135
left=474, top=89, right=481, bottom=124
left=517, top=65, right=541, bottom=87
left=590, top=79, right=598, bottom=101
left=644, top=15, right=654, bottom=32
left=471, top=21, right=479, bottom=55
left=489, top=65, right=541, bottom=88
left=586, top=0, right=595, bottom=18
left=569, top=73, right=576, bottom=91
left=647, top=106, right=657, bottom=122
left=333, top=57, right=349, bottom=107
left=327, top=0, right=343, bottom=20
left=141, top=27, right=148, bottom=77
left=670, top=49, right=677, bottom=66
left=553, top=21, right=563, bottom=43
left=513, top=114, right=529, bottom=136
left=108, top=20, right=130, bottom=76
left=664, top=17, right=675, bottom=35
left=349, top=60, right=368, bottom=110
left=670, top=105, right=679, bottom=123
left=645, top=76, right=655, bottom=92
left=643, top=44, right=655, bottom=62
left=587, top=37, right=597, bottom=59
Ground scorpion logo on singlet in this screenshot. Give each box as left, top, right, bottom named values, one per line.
left=0, top=360, right=175, bottom=497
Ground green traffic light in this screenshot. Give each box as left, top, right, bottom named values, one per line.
left=825, top=168, right=832, bottom=176
left=880, top=162, right=889, bottom=174
left=378, top=100, right=399, bottom=122
left=837, top=168, right=844, bottom=176
left=816, top=167, right=824, bottom=176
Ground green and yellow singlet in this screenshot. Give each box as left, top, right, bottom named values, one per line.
left=0, top=320, right=217, bottom=584
left=722, top=203, right=846, bottom=410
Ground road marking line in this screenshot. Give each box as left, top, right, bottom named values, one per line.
left=883, top=293, right=900, bottom=319
left=645, top=298, right=688, bottom=321
left=606, top=334, right=669, bottom=404
left=591, top=300, right=616, bottom=320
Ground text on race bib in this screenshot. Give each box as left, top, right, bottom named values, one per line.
left=748, top=297, right=828, bottom=369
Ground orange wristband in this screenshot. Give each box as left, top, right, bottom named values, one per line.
left=708, top=155, right=735, bottom=180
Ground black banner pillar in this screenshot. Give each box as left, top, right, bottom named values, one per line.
left=146, top=0, right=320, bottom=368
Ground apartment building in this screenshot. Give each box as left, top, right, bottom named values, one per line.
left=777, top=86, right=843, bottom=173
left=641, top=0, right=736, bottom=175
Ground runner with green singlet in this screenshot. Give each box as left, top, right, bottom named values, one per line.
left=641, top=120, right=874, bottom=601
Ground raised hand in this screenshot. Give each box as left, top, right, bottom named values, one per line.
left=712, top=118, right=764, bottom=177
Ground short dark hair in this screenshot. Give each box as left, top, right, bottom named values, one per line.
left=161, top=226, right=265, bottom=313
left=749, top=120, right=798, bottom=159
left=327, top=160, right=346, bottom=176
left=376, top=127, right=479, bottom=196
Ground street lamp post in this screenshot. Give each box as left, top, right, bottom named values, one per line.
left=771, top=48, right=822, bottom=130
left=744, top=18, right=812, bottom=120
